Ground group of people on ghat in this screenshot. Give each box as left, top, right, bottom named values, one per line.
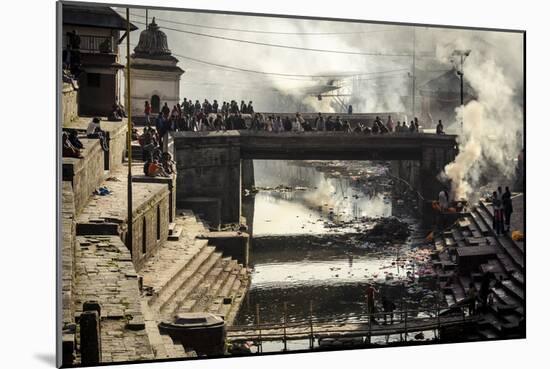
left=491, top=186, right=514, bottom=235
left=143, top=97, right=448, bottom=135
left=62, top=117, right=110, bottom=159
left=134, top=126, right=175, bottom=178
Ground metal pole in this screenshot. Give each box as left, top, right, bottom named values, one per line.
left=367, top=310, right=372, bottom=344
left=412, top=27, right=416, bottom=118
left=126, top=8, right=133, bottom=254
left=256, top=304, right=262, bottom=353
left=309, top=300, right=314, bottom=349
left=283, top=302, right=287, bottom=351
left=145, top=9, right=148, bottom=28
left=404, top=306, right=408, bottom=342
left=436, top=297, right=441, bottom=340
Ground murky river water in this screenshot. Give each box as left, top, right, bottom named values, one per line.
left=235, top=160, right=438, bottom=350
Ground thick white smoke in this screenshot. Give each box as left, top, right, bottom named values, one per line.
left=435, top=31, right=524, bottom=201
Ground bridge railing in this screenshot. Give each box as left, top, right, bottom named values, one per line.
left=228, top=301, right=474, bottom=351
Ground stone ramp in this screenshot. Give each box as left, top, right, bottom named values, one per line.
left=73, top=235, right=154, bottom=364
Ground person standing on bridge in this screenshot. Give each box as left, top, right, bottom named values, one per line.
left=292, top=113, right=305, bottom=132
left=386, top=115, right=394, bottom=132
left=436, top=120, right=445, bottom=135
left=366, top=284, right=379, bottom=322
left=247, top=101, right=255, bottom=114
left=315, top=113, right=326, bottom=131
left=348, top=104, right=353, bottom=114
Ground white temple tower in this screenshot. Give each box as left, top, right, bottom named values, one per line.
left=128, top=18, right=184, bottom=119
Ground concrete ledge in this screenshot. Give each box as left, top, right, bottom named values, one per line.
left=178, top=197, right=221, bottom=229
left=63, top=138, right=105, bottom=215
left=200, top=231, right=250, bottom=266
left=457, top=245, right=497, bottom=275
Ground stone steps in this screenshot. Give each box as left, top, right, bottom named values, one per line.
left=218, top=277, right=243, bottom=319
left=146, top=241, right=212, bottom=306
left=141, top=300, right=189, bottom=360
left=160, top=335, right=188, bottom=358
left=476, top=204, right=524, bottom=271
left=158, top=248, right=222, bottom=319
left=167, top=224, right=183, bottom=241
left=178, top=258, right=233, bottom=313
left=224, top=271, right=250, bottom=325
left=143, top=238, right=209, bottom=306
left=188, top=259, right=236, bottom=313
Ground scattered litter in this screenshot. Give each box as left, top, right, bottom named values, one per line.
left=93, top=186, right=112, bottom=196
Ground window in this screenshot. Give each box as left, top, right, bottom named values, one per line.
left=156, top=206, right=161, bottom=241
left=87, top=73, right=101, bottom=87
left=142, top=217, right=147, bottom=255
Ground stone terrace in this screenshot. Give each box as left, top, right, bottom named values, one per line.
left=73, top=235, right=154, bottom=363
left=76, top=165, right=165, bottom=230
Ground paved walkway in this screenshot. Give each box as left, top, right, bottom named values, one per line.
left=73, top=235, right=154, bottom=363
left=76, top=166, right=167, bottom=225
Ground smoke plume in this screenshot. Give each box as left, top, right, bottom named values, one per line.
left=435, top=31, right=524, bottom=201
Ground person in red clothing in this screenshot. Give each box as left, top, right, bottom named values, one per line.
left=366, top=283, right=379, bottom=322
left=144, top=101, right=152, bottom=126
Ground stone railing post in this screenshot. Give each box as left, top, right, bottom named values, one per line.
left=80, top=301, right=102, bottom=365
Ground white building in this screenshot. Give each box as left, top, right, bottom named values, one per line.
left=128, top=18, right=184, bottom=120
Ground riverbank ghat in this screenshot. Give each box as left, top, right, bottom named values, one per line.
left=432, top=200, right=525, bottom=340
left=61, top=120, right=250, bottom=365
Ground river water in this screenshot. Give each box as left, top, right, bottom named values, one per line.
left=235, top=160, right=438, bottom=350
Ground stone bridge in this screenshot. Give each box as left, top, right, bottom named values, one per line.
left=174, top=131, right=458, bottom=224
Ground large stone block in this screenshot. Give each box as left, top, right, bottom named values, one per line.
left=79, top=310, right=101, bottom=365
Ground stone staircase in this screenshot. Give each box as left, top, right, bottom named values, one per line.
left=432, top=202, right=525, bottom=340
left=138, top=209, right=250, bottom=354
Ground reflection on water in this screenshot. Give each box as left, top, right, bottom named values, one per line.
left=236, top=160, right=436, bottom=347
left=252, top=160, right=392, bottom=235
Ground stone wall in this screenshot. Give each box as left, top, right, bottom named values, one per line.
left=61, top=182, right=76, bottom=327
left=62, top=82, right=78, bottom=125
left=63, top=138, right=105, bottom=215
left=131, top=189, right=171, bottom=271
left=174, top=133, right=241, bottom=223
left=105, top=123, right=128, bottom=172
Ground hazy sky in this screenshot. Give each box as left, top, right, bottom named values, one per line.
left=115, top=7, right=523, bottom=114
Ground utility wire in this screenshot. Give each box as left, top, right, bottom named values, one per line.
left=127, top=42, right=409, bottom=79
left=126, top=11, right=403, bottom=36
left=129, top=18, right=412, bottom=57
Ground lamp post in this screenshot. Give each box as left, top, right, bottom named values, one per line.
left=452, top=49, right=471, bottom=132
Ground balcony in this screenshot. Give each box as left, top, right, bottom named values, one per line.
left=79, top=35, right=115, bottom=54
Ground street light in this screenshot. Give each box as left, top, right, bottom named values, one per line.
left=452, top=49, right=471, bottom=132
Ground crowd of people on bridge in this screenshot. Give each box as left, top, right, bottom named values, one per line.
left=143, top=98, right=448, bottom=135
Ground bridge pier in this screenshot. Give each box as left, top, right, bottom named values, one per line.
left=174, top=132, right=242, bottom=224
left=420, top=145, right=458, bottom=200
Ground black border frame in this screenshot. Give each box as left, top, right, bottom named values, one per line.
left=56, top=1, right=527, bottom=367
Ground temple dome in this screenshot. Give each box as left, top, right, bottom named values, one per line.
left=133, top=18, right=172, bottom=57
